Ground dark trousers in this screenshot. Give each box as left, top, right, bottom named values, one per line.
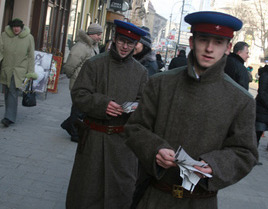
left=61, top=104, right=84, bottom=137
left=256, top=131, right=263, bottom=147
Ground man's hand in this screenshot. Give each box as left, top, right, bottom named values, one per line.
left=156, top=148, right=177, bottom=169
left=194, top=160, right=212, bottom=178
left=106, top=101, right=124, bottom=117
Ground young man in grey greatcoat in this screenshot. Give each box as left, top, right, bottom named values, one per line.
left=66, top=20, right=148, bottom=209
left=124, top=11, right=258, bottom=209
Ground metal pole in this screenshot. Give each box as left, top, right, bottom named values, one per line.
left=175, top=0, right=185, bottom=57
left=164, top=13, right=172, bottom=66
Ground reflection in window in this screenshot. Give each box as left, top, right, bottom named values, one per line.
left=42, top=6, right=52, bottom=51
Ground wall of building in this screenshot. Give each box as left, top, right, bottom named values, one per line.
left=0, top=0, right=6, bottom=30
left=13, top=0, right=32, bottom=27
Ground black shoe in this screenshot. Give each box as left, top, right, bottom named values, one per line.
left=1, top=118, right=13, bottom=127
left=71, top=136, right=79, bottom=143
left=257, top=161, right=263, bottom=165
left=61, top=121, right=72, bottom=136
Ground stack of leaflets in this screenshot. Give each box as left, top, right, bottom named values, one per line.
left=174, top=146, right=212, bottom=192
left=121, top=102, right=139, bottom=113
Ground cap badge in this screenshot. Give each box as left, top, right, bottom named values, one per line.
left=215, top=25, right=221, bottom=30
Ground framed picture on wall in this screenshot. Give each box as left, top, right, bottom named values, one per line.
left=47, top=55, right=62, bottom=93
left=33, top=51, right=53, bottom=93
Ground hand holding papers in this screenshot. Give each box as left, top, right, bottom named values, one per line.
left=121, top=102, right=139, bottom=113
left=174, top=146, right=212, bottom=192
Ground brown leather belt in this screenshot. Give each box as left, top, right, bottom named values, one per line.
left=152, top=181, right=217, bottom=199
left=84, top=120, right=124, bottom=135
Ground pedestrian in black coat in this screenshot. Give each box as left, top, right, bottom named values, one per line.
left=133, top=26, right=158, bottom=77
left=255, top=65, right=268, bottom=146
left=224, top=42, right=250, bottom=90
left=156, top=54, right=165, bottom=71
left=168, top=49, right=187, bottom=70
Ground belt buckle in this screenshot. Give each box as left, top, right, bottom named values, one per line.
left=172, top=185, right=183, bottom=199
left=106, top=126, right=114, bottom=135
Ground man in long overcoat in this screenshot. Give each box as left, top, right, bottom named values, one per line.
left=66, top=20, right=148, bottom=209
left=0, top=18, right=37, bottom=127
left=124, top=11, right=258, bottom=209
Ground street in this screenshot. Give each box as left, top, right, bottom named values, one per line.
left=0, top=76, right=268, bottom=209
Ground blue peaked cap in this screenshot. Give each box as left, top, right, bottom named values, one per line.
left=114, top=19, right=147, bottom=41
left=184, top=11, right=243, bottom=38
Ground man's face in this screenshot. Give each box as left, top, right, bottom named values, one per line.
left=12, top=26, right=22, bottom=35
left=237, top=46, right=249, bottom=62
left=189, top=34, right=231, bottom=71
left=133, top=42, right=143, bottom=55
left=89, top=33, right=102, bottom=43
left=115, top=36, right=136, bottom=58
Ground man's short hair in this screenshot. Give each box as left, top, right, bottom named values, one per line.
left=233, top=42, right=249, bottom=54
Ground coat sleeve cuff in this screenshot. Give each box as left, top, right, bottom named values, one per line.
left=26, top=72, right=38, bottom=80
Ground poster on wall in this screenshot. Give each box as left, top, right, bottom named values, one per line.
left=47, top=55, right=62, bottom=93
left=33, top=51, right=53, bottom=93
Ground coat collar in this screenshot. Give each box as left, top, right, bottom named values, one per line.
left=4, top=25, right=30, bottom=38
left=76, top=29, right=96, bottom=47
left=138, top=50, right=156, bottom=64
left=229, top=52, right=244, bottom=64
left=187, top=50, right=227, bottom=82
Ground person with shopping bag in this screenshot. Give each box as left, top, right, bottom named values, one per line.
left=0, top=18, right=37, bottom=127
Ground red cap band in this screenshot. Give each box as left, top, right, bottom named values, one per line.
left=192, top=23, right=234, bottom=38
left=116, top=27, right=141, bottom=41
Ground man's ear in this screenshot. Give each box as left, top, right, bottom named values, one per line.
left=189, top=36, right=194, bottom=50
left=225, top=42, right=232, bottom=55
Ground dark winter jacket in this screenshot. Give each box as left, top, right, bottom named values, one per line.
left=168, top=54, right=187, bottom=70
left=156, top=54, right=164, bottom=70
left=134, top=50, right=158, bottom=77
left=224, top=53, right=249, bottom=90
left=256, top=65, right=268, bottom=123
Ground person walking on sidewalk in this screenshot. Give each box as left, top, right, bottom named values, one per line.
left=156, top=53, right=165, bottom=72
left=224, top=41, right=250, bottom=90
left=0, top=18, right=37, bottom=127
left=61, top=23, right=103, bottom=142
left=66, top=20, right=148, bottom=209
left=133, top=26, right=158, bottom=77
left=255, top=65, right=268, bottom=156
left=124, top=11, right=258, bottom=209
left=168, top=49, right=187, bottom=70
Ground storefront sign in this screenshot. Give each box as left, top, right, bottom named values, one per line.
left=110, top=0, right=123, bottom=11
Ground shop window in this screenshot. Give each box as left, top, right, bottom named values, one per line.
left=42, top=6, right=52, bottom=51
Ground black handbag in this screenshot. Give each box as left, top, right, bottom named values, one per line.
left=22, top=79, right=36, bottom=107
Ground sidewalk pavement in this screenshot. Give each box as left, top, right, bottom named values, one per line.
left=0, top=75, right=76, bottom=209
left=0, top=77, right=268, bottom=209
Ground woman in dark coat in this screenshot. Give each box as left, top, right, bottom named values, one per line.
left=133, top=26, right=158, bottom=77
left=255, top=65, right=268, bottom=147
